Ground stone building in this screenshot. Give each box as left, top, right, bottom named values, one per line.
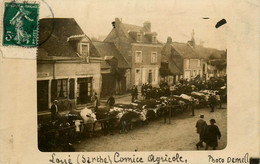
left=104, top=18, right=162, bottom=89
left=161, top=37, right=203, bottom=83
left=91, top=41, right=130, bottom=97
left=194, top=46, right=227, bottom=80
left=37, top=18, right=102, bottom=112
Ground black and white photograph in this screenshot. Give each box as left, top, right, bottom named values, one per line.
left=37, top=0, right=227, bottom=152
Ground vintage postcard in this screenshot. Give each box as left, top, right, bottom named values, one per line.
left=0, top=0, right=259, bottom=164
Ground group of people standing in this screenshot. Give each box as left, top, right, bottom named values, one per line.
left=195, top=114, right=221, bottom=150
left=140, top=83, right=170, bottom=100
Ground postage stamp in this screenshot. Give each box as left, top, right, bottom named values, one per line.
left=2, top=2, right=39, bottom=47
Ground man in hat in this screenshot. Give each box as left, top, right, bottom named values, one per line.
left=209, top=94, right=217, bottom=112
left=195, top=114, right=207, bottom=149
left=107, top=94, right=115, bottom=108
left=204, top=118, right=221, bottom=150
left=50, top=100, right=59, bottom=121
left=190, top=98, right=196, bottom=116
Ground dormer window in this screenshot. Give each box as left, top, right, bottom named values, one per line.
left=79, top=43, right=90, bottom=62
left=152, top=35, right=157, bottom=43
left=137, top=33, right=142, bottom=42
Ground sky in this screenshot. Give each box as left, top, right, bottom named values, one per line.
left=40, top=0, right=228, bottom=50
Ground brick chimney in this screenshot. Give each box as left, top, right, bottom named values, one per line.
left=143, top=21, right=151, bottom=32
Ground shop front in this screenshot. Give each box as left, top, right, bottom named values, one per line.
left=37, top=62, right=101, bottom=112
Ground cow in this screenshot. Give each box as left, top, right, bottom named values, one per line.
left=95, top=108, right=110, bottom=135
left=80, top=107, right=96, bottom=137
left=119, top=111, right=147, bottom=134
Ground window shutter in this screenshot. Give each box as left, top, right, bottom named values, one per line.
left=69, top=79, right=75, bottom=99
left=51, top=80, right=57, bottom=102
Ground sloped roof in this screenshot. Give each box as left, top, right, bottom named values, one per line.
left=38, top=18, right=97, bottom=60
left=168, top=59, right=183, bottom=75
left=122, top=23, right=143, bottom=32
left=171, top=42, right=201, bottom=59
left=105, top=20, right=158, bottom=44
left=194, top=45, right=226, bottom=60
left=161, top=44, right=183, bottom=75
left=122, top=23, right=158, bottom=43
left=92, top=41, right=130, bottom=69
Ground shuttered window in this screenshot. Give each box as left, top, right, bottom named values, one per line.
left=69, top=79, right=75, bottom=99
left=57, top=79, right=68, bottom=98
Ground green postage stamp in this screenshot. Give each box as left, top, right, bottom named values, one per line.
left=3, top=2, right=39, bottom=47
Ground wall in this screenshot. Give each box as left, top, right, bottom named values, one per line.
left=183, top=59, right=203, bottom=80
left=131, top=44, right=162, bottom=87
left=37, top=61, right=101, bottom=108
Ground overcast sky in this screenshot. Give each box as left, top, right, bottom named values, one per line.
left=40, top=0, right=228, bottom=50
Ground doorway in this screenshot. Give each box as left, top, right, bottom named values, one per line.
left=77, top=78, right=92, bottom=104
left=148, top=70, right=152, bottom=84
left=37, top=80, right=49, bottom=112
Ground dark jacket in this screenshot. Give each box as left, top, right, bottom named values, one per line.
left=107, top=96, right=115, bottom=106
left=204, top=124, right=221, bottom=147
left=209, top=95, right=217, bottom=105
left=50, top=104, right=58, bottom=114
left=196, top=119, right=207, bottom=134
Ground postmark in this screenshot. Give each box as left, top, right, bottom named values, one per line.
left=3, top=1, right=39, bottom=47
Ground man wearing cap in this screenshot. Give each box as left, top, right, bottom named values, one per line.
left=204, top=118, right=221, bottom=150
left=50, top=100, right=59, bottom=121
left=195, top=114, right=207, bottom=149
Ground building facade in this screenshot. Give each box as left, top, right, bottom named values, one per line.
left=92, top=41, right=130, bottom=96
left=37, top=18, right=102, bottom=112
left=161, top=37, right=204, bottom=83
left=105, top=18, right=162, bottom=89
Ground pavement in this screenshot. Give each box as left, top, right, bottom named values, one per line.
left=74, top=94, right=227, bottom=151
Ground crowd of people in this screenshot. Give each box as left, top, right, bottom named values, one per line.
left=132, top=77, right=226, bottom=100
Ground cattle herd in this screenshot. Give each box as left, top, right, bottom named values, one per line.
left=38, top=77, right=227, bottom=152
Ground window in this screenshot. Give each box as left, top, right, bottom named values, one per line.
left=135, top=51, right=142, bottom=63
left=135, top=69, right=141, bottom=85
left=185, top=59, right=190, bottom=69
left=80, top=43, right=89, bottom=62
left=57, top=79, right=68, bottom=98
left=148, top=70, right=152, bottom=84
left=151, top=52, right=157, bottom=63
left=152, top=36, right=157, bottom=43
left=194, top=70, right=197, bottom=77
left=137, top=33, right=142, bottom=42
left=198, top=59, right=201, bottom=67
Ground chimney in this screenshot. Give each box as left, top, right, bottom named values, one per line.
left=167, top=37, right=172, bottom=44
left=188, top=29, right=195, bottom=48
left=112, top=18, right=122, bottom=29
left=143, top=21, right=151, bottom=32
